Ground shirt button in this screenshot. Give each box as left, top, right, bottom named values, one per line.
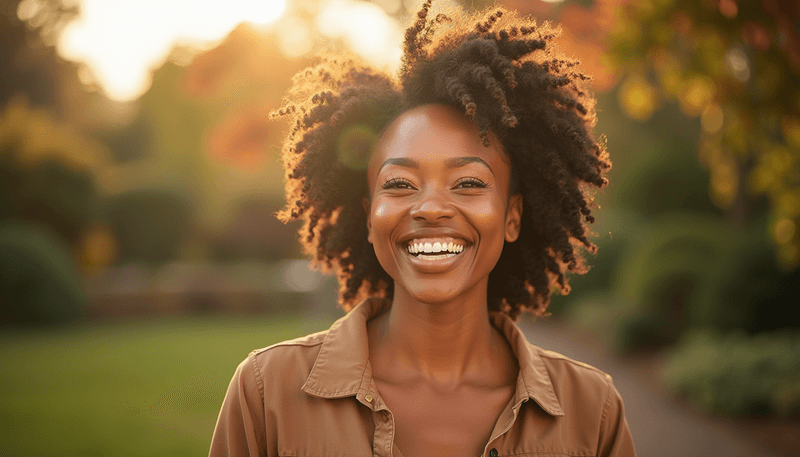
left=365, top=394, right=373, bottom=403
left=489, top=448, right=498, bottom=457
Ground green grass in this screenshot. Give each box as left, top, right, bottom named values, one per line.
left=0, top=313, right=334, bottom=457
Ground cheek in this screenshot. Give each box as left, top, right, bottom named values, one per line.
left=369, top=199, right=401, bottom=240
left=468, top=198, right=507, bottom=233
left=466, top=197, right=510, bottom=265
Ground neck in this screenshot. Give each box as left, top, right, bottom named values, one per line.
left=368, top=281, right=505, bottom=388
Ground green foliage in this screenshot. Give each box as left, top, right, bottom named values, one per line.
left=0, top=100, right=104, bottom=248
left=663, top=328, right=800, bottom=416
left=605, top=102, right=717, bottom=217
left=608, top=0, right=800, bottom=267
left=105, top=188, right=196, bottom=265
left=0, top=146, right=98, bottom=246
left=0, top=220, right=85, bottom=325
left=553, top=92, right=719, bottom=316
left=608, top=213, right=800, bottom=352
left=209, top=197, right=302, bottom=262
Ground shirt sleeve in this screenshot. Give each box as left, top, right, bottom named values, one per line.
left=209, top=355, right=268, bottom=457
left=596, top=378, right=636, bottom=457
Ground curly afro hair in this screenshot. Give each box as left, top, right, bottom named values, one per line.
left=272, top=0, right=610, bottom=320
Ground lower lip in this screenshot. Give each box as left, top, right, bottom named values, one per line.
left=402, top=248, right=468, bottom=273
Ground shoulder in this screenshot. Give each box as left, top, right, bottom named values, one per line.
left=533, top=345, right=636, bottom=455
left=245, top=329, right=328, bottom=373
left=527, top=342, right=618, bottom=414
left=228, top=330, right=328, bottom=399
left=533, top=344, right=614, bottom=384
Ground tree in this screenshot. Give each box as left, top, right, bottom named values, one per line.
left=0, top=0, right=78, bottom=110
left=608, top=0, right=800, bottom=267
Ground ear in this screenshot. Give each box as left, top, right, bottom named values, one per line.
left=505, top=194, right=522, bottom=243
left=363, top=197, right=373, bottom=244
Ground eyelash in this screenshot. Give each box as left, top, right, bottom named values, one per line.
left=381, top=177, right=414, bottom=189
left=380, top=177, right=488, bottom=190
left=455, top=177, right=488, bottom=189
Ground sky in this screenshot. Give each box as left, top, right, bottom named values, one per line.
left=53, top=0, right=409, bottom=101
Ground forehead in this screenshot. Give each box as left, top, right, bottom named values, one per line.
left=369, top=104, right=508, bottom=170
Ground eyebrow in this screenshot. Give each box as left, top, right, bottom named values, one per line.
left=378, top=156, right=495, bottom=176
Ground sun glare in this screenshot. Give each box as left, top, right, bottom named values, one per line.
left=316, top=0, right=403, bottom=71
left=57, top=0, right=287, bottom=102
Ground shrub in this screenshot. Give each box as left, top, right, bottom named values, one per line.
left=105, top=188, right=196, bottom=265
left=0, top=220, right=86, bottom=325
left=209, top=198, right=302, bottom=262
left=549, top=208, right=641, bottom=315
left=608, top=213, right=798, bottom=352
left=609, top=213, right=732, bottom=350
left=663, top=329, right=800, bottom=416
left=0, top=143, right=98, bottom=248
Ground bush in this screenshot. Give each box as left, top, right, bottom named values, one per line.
left=549, top=208, right=642, bottom=316
left=209, top=198, right=302, bottom=262
left=663, top=329, right=800, bottom=416
left=609, top=213, right=732, bottom=350
left=105, top=188, right=196, bottom=265
left=0, top=144, right=98, bottom=248
left=607, top=213, right=798, bottom=352
left=0, top=220, right=86, bottom=325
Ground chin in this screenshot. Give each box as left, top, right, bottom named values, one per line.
left=396, top=278, right=478, bottom=306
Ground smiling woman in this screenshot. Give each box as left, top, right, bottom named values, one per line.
left=209, top=1, right=635, bottom=456
left=365, top=105, right=522, bottom=309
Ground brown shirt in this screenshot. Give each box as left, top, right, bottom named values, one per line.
left=209, top=298, right=636, bottom=457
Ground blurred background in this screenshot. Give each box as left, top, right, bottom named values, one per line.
left=0, top=0, right=799, bottom=455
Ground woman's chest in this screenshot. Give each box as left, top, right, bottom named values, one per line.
left=375, top=379, right=515, bottom=457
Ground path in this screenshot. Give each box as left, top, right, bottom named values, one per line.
left=518, top=318, right=783, bottom=457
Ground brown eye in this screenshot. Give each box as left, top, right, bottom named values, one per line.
left=382, top=178, right=415, bottom=190
left=455, top=177, right=488, bottom=189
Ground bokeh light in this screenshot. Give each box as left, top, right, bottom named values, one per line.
left=618, top=74, right=658, bottom=121
left=56, top=0, right=287, bottom=101
left=316, top=0, right=403, bottom=71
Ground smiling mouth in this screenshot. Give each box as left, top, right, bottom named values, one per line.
left=404, top=239, right=466, bottom=260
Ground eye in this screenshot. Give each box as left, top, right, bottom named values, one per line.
left=381, top=177, right=415, bottom=190
left=454, top=177, right=488, bottom=189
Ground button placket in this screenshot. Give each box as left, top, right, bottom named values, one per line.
left=371, top=406, right=395, bottom=457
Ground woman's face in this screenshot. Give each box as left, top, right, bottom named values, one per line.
left=365, top=104, right=522, bottom=306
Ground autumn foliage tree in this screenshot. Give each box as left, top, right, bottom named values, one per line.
left=608, top=0, right=800, bottom=267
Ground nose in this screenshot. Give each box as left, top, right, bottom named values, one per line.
left=409, top=187, right=456, bottom=222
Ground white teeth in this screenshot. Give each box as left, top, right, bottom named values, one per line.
left=406, top=240, right=466, bottom=256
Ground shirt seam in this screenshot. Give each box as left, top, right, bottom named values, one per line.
left=536, top=350, right=613, bottom=381
left=301, top=386, right=361, bottom=397
left=597, top=375, right=614, bottom=455
left=250, top=353, right=265, bottom=404
left=357, top=357, right=371, bottom=396
left=249, top=335, right=327, bottom=357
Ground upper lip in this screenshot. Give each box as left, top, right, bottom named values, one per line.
left=397, top=228, right=472, bottom=247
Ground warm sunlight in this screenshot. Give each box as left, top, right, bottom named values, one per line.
left=316, top=0, right=403, bottom=71
left=56, top=0, right=287, bottom=101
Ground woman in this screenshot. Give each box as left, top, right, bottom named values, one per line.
left=209, top=2, right=635, bottom=456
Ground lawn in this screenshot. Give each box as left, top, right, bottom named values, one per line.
left=0, top=313, right=334, bottom=457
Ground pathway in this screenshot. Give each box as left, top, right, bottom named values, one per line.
left=518, top=318, right=783, bottom=457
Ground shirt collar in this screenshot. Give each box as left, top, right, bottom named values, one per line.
left=301, top=297, right=564, bottom=417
